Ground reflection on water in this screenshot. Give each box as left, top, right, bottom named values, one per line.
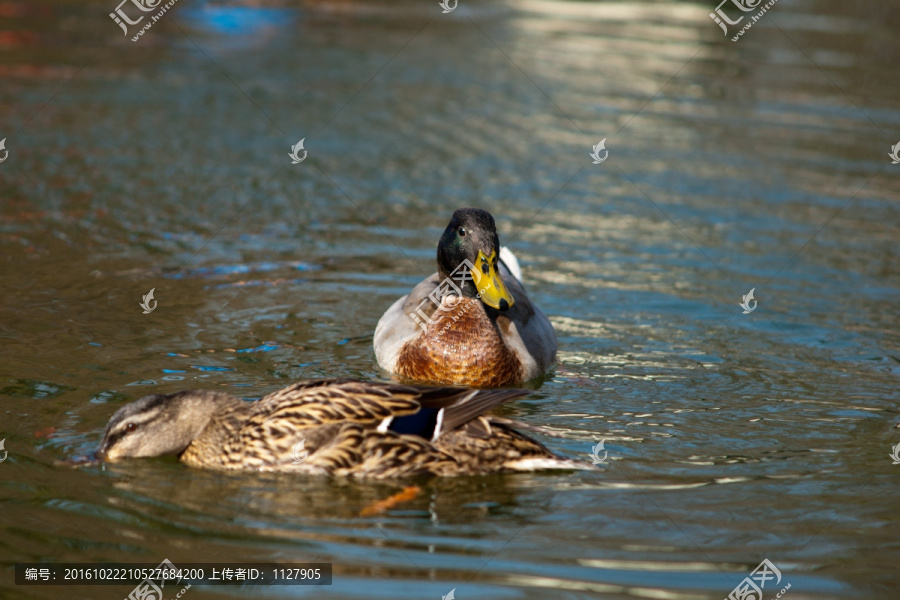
left=1, top=0, right=898, bottom=598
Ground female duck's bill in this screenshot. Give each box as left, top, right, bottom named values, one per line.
left=373, top=208, right=558, bottom=387
left=95, top=379, right=590, bottom=478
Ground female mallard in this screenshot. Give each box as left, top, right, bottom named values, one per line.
left=374, top=208, right=557, bottom=387
left=96, top=379, right=587, bottom=477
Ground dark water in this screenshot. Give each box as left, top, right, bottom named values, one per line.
left=1, top=0, right=899, bottom=598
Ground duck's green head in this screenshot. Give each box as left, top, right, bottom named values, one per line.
left=96, top=390, right=229, bottom=461
left=436, top=208, right=515, bottom=311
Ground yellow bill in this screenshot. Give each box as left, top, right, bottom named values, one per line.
left=470, top=249, right=515, bottom=311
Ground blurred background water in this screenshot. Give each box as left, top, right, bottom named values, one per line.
left=1, top=0, right=899, bottom=598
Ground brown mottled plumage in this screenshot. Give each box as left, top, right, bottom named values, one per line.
left=96, top=379, right=589, bottom=478
left=374, top=208, right=557, bottom=387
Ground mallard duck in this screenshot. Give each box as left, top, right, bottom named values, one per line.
left=96, top=379, right=588, bottom=477
left=374, top=208, right=557, bottom=387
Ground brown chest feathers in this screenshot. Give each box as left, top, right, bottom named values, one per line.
left=396, top=297, right=524, bottom=387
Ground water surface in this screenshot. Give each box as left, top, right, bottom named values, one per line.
left=1, top=0, right=899, bottom=598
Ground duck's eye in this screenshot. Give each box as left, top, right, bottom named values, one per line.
left=458, top=226, right=466, bottom=237
left=126, top=422, right=137, bottom=432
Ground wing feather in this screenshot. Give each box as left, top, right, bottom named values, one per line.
left=420, top=388, right=530, bottom=438
left=246, top=379, right=530, bottom=438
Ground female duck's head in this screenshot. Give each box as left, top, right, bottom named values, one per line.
left=96, top=390, right=231, bottom=461
left=436, top=208, right=515, bottom=311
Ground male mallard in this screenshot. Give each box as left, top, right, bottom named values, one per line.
left=374, top=208, right=557, bottom=387
left=96, top=379, right=587, bottom=477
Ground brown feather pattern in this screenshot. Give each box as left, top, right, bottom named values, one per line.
left=173, top=379, right=587, bottom=478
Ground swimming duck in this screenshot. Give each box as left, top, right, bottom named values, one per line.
left=374, top=208, right=557, bottom=387
left=96, top=379, right=587, bottom=477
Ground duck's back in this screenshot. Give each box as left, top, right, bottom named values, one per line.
left=178, top=379, right=580, bottom=477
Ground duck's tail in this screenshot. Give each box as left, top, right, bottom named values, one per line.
left=491, top=417, right=596, bottom=472
left=499, top=246, right=523, bottom=283
left=504, top=456, right=596, bottom=472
